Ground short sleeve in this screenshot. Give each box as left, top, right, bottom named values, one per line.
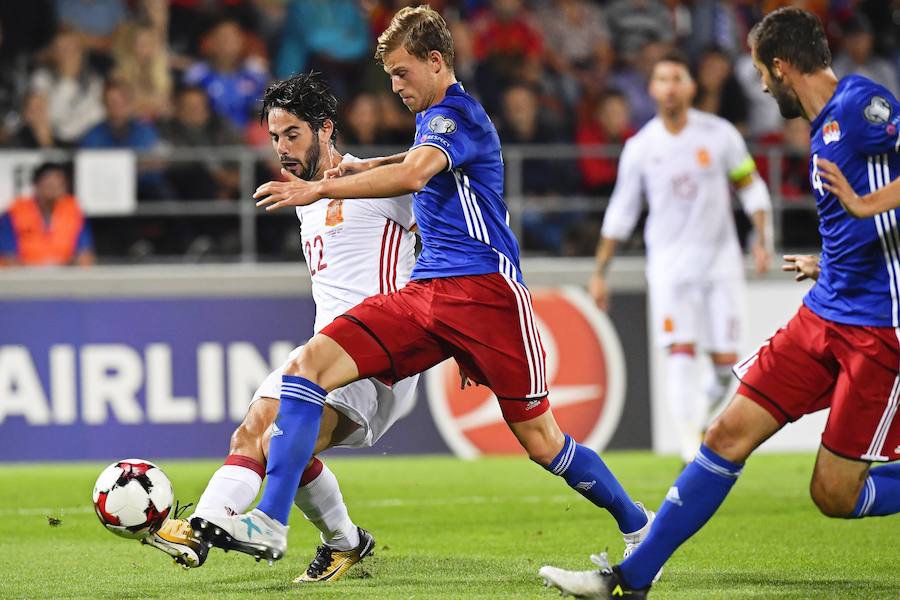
left=411, top=105, right=477, bottom=171
left=720, top=121, right=757, bottom=183
left=0, top=212, right=17, bottom=256
left=842, top=81, right=900, bottom=155
left=75, top=219, right=94, bottom=253
left=601, top=138, right=644, bottom=240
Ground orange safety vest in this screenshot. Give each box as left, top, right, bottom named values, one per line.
left=7, top=195, right=85, bottom=265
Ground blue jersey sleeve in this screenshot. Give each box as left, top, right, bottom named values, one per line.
left=75, top=219, right=94, bottom=253
left=0, top=212, right=17, bottom=256
left=842, top=79, right=900, bottom=155
left=411, top=104, right=477, bottom=171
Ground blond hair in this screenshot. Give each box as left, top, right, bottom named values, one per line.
left=375, top=5, right=454, bottom=68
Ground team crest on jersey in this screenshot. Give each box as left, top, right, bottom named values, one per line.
left=325, top=199, right=343, bottom=226
left=822, top=120, right=841, bottom=145
left=696, top=148, right=710, bottom=167
left=863, top=96, right=891, bottom=124
left=428, top=115, right=457, bottom=134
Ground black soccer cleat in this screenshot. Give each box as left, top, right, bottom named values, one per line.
left=539, top=553, right=650, bottom=599
left=293, top=527, right=376, bottom=583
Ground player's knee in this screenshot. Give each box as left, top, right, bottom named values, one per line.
left=809, top=476, right=858, bottom=518
left=229, top=420, right=266, bottom=460
left=520, top=430, right=566, bottom=467
left=702, top=415, right=749, bottom=463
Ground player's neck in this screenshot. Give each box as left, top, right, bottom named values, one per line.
left=660, top=109, right=689, bottom=135
left=314, top=143, right=342, bottom=181
left=426, top=73, right=458, bottom=109
left=795, top=68, right=839, bottom=122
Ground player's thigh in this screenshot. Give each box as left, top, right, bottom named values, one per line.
left=702, top=279, right=744, bottom=354
left=703, top=394, right=782, bottom=463
left=822, top=322, right=900, bottom=462
left=650, top=280, right=701, bottom=348
left=285, top=333, right=360, bottom=391
left=809, top=445, right=871, bottom=517
left=733, top=305, right=837, bottom=427
left=318, top=283, right=449, bottom=386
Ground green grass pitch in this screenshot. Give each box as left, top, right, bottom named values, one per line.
left=0, top=452, right=897, bottom=599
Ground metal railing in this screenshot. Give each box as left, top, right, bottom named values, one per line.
left=2, top=143, right=816, bottom=262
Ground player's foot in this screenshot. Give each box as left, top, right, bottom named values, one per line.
left=292, top=527, right=376, bottom=583
left=622, top=502, right=662, bottom=583
left=539, top=553, right=650, bottom=599
left=191, top=508, right=288, bottom=563
left=141, top=518, right=209, bottom=568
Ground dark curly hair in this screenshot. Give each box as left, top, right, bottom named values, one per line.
left=749, top=7, right=831, bottom=75
left=259, top=71, right=338, bottom=140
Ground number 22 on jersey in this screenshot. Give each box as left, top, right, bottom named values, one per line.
left=304, top=235, right=327, bottom=275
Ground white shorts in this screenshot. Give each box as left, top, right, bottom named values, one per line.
left=649, top=278, right=744, bottom=353
left=251, top=346, right=419, bottom=449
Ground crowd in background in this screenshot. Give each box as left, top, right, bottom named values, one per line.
left=0, top=0, right=898, bottom=261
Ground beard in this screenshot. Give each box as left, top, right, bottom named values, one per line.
left=769, top=75, right=804, bottom=119
left=281, top=141, right=322, bottom=181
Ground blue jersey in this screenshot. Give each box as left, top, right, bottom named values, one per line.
left=409, top=83, right=524, bottom=283
left=805, top=75, right=900, bottom=327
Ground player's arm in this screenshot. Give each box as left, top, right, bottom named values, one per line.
left=727, top=130, right=772, bottom=275
left=817, top=157, right=900, bottom=218
left=255, top=146, right=446, bottom=211
left=590, top=140, right=642, bottom=310
left=323, top=152, right=409, bottom=179
left=0, top=213, right=20, bottom=267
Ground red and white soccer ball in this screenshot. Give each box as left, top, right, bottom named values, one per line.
left=92, top=459, right=174, bottom=540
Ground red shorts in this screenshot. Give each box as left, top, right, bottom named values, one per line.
left=320, top=273, right=550, bottom=423
left=734, top=304, right=900, bottom=462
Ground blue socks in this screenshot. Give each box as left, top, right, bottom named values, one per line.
left=619, top=444, right=743, bottom=589
left=256, top=375, right=325, bottom=525
left=547, top=435, right=647, bottom=534
left=853, top=462, right=900, bottom=518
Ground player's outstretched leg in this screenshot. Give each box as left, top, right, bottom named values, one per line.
left=809, top=446, right=900, bottom=519
left=853, top=462, right=900, bottom=517
left=293, top=457, right=376, bottom=582
left=538, top=394, right=780, bottom=598
left=507, top=408, right=651, bottom=549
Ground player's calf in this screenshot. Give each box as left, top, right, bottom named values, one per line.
left=809, top=446, right=870, bottom=518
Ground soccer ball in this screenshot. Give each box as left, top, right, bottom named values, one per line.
left=92, top=459, right=174, bottom=540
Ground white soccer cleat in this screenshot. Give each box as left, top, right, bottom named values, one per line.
left=191, top=508, right=288, bottom=563
left=539, top=553, right=649, bottom=599
left=622, top=502, right=662, bottom=583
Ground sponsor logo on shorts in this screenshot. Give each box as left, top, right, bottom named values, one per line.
left=525, top=399, right=542, bottom=411
left=426, top=287, right=626, bottom=457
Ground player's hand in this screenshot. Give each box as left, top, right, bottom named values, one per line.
left=751, top=240, right=771, bottom=275
left=253, top=169, right=325, bottom=211
left=588, top=271, right=610, bottom=311
left=816, top=158, right=863, bottom=217
left=782, top=254, right=820, bottom=282
left=324, top=160, right=372, bottom=179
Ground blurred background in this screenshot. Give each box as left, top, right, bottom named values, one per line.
left=1, top=0, right=897, bottom=461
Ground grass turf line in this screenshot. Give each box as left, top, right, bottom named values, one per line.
left=0, top=452, right=897, bottom=599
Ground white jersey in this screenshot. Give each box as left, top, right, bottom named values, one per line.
left=602, top=109, right=754, bottom=284
left=297, top=155, right=417, bottom=332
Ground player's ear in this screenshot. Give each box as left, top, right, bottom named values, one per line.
left=428, top=50, right=443, bottom=73
left=319, top=119, right=334, bottom=143
left=771, top=58, right=786, bottom=81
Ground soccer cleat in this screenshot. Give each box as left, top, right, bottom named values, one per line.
left=293, top=527, right=376, bottom=583
left=141, top=517, right=209, bottom=568
left=191, top=508, right=288, bottom=563
left=539, top=553, right=649, bottom=599
left=622, top=502, right=662, bottom=583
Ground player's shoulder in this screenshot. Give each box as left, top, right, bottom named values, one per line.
left=689, top=108, right=739, bottom=136
left=835, top=74, right=897, bottom=120
left=423, top=83, right=482, bottom=128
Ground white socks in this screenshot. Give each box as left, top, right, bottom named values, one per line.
left=294, top=459, right=359, bottom=551
left=195, top=456, right=264, bottom=518
left=704, top=363, right=735, bottom=421
left=666, top=352, right=703, bottom=464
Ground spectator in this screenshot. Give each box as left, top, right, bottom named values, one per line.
left=497, top=84, right=577, bottom=253
left=535, top=0, right=612, bottom=106
left=30, top=28, right=105, bottom=146
left=0, top=16, right=40, bottom=145
left=275, top=0, right=369, bottom=100
left=471, top=0, right=544, bottom=116
left=159, top=86, right=243, bottom=201
left=80, top=79, right=170, bottom=200
left=694, top=46, right=749, bottom=133
left=610, top=38, right=671, bottom=128
left=340, top=92, right=409, bottom=146
left=832, top=15, right=899, bottom=96
left=184, top=18, right=269, bottom=130
left=756, top=118, right=811, bottom=203
left=576, top=90, right=635, bottom=195
left=734, top=50, right=783, bottom=138
left=7, top=91, right=60, bottom=148
left=112, top=20, right=172, bottom=120
left=0, top=162, right=94, bottom=266
left=55, top=0, right=128, bottom=59
left=605, top=0, right=674, bottom=63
